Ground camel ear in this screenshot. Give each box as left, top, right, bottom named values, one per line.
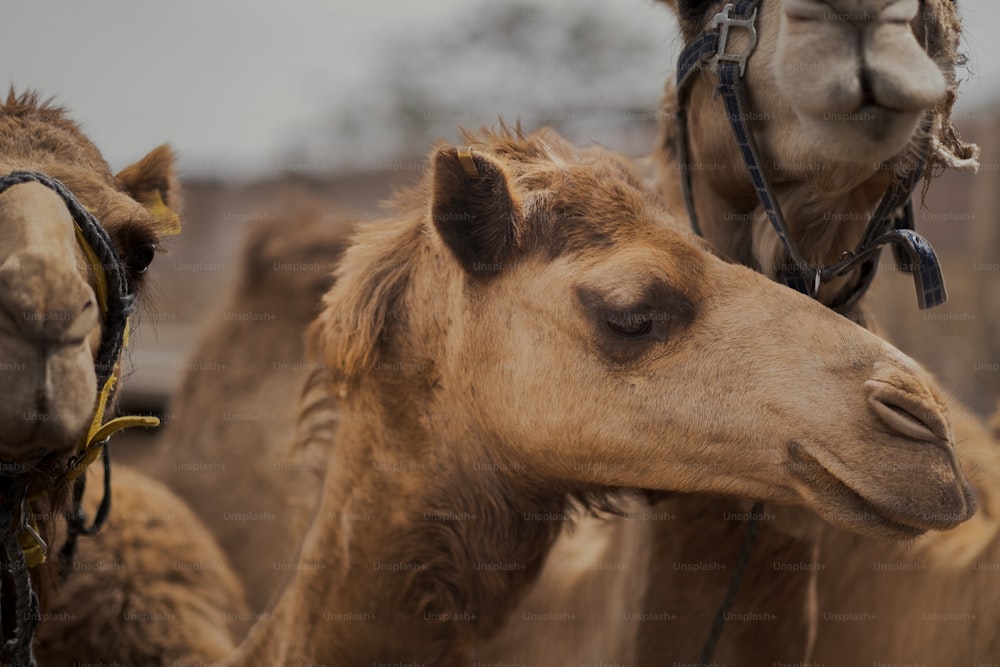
left=115, top=144, right=182, bottom=237
left=431, top=146, right=522, bottom=277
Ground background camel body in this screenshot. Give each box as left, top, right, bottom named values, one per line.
left=35, top=466, right=248, bottom=666
left=479, top=0, right=1000, bottom=664
left=222, top=128, right=975, bottom=665
left=0, top=90, right=246, bottom=663
left=140, top=197, right=351, bottom=612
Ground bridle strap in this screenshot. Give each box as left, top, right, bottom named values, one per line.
left=674, top=1, right=946, bottom=310
left=676, top=0, right=759, bottom=238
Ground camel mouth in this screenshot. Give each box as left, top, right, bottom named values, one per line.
left=0, top=399, right=88, bottom=463
left=811, top=104, right=919, bottom=134
left=791, top=105, right=922, bottom=165
left=0, top=431, right=76, bottom=464
left=786, top=443, right=969, bottom=540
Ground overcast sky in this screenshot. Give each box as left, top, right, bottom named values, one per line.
left=3, top=0, right=999, bottom=178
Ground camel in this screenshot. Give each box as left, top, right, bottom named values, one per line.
left=638, top=2, right=1000, bottom=663
left=477, top=1, right=999, bottom=664
left=0, top=89, right=246, bottom=664
left=652, top=0, right=978, bottom=309
left=222, top=127, right=976, bottom=666
left=140, top=194, right=353, bottom=612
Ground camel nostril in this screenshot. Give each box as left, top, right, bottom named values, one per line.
left=858, top=67, right=877, bottom=107
left=869, top=394, right=948, bottom=445
left=61, top=296, right=99, bottom=345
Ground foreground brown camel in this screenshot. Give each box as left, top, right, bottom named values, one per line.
left=223, top=127, right=975, bottom=666
left=478, top=2, right=998, bottom=664
left=0, top=90, right=246, bottom=664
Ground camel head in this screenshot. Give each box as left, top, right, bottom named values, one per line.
left=0, top=90, right=180, bottom=473
left=312, top=127, right=974, bottom=540
left=657, top=0, right=977, bottom=282
left=667, top=0, right=962, bottom=167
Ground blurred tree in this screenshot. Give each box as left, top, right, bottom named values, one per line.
left=282, top=0, right=674, bottom=172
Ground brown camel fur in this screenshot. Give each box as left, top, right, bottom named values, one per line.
left=223, top=127, right=975, bottom=666
left=0, top=89, right=246, bottom=663
left=142, top=195, right=352, bottom=613
left=35, top=466, right=247, bottom=666
left=477, top=2, right=998, bottom=664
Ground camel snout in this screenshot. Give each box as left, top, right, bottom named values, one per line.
left=865, top=24, right=947, bottom=112
left=0, top=251, right=99, bottom=347
left=0, top=181, right=101, bottom=456
left=779, top=0, right=946, bottom=115
left=0, top=339, right=97, bottom=457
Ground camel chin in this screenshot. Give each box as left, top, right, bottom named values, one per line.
left=793, top=105, right=925, bottom=165
left=786, top=441, right=977, bottom=541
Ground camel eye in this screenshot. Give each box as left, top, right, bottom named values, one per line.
left=126, top=242, right=157, bottom=275
left=605, top=313, right=654, bottom=338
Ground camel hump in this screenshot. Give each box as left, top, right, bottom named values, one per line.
left=235, top=191, right=355, bottom=309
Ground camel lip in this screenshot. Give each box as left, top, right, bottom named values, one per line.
left=795, top=105, right=921, bottom=164
left=0, top=422, right=78, bottom=464
left=818, top=103, right=908, bottom=124
left=0, top=445, right=54, bottom=472
left=787, top=444, right=943, bottom=539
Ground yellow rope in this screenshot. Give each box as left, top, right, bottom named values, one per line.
left=16, top=233, right=160, bottom=567
left=73, top=224, right=108, bottom=312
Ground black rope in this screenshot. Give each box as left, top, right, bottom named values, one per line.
left=0, top=507, right=38, bottom=667
left=58, top=444, right=114, bottom=581
left=698, top=501, right=764, bottom=666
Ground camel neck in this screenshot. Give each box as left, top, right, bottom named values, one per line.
left=228, top=395, right=571, bottom=666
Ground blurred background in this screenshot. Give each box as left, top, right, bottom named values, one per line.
left=2, top=0, right=999, bottom=423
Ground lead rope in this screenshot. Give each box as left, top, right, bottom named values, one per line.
left=698, top=501, right=763, bottom=666
left=803, top=524, right=823, bottom=664
left=58, top=445, right=115, bottom=580
left=0, top=505, right=37, bottom=667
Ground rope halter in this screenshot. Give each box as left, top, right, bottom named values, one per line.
left=0, top=171, right=161, bottom=665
